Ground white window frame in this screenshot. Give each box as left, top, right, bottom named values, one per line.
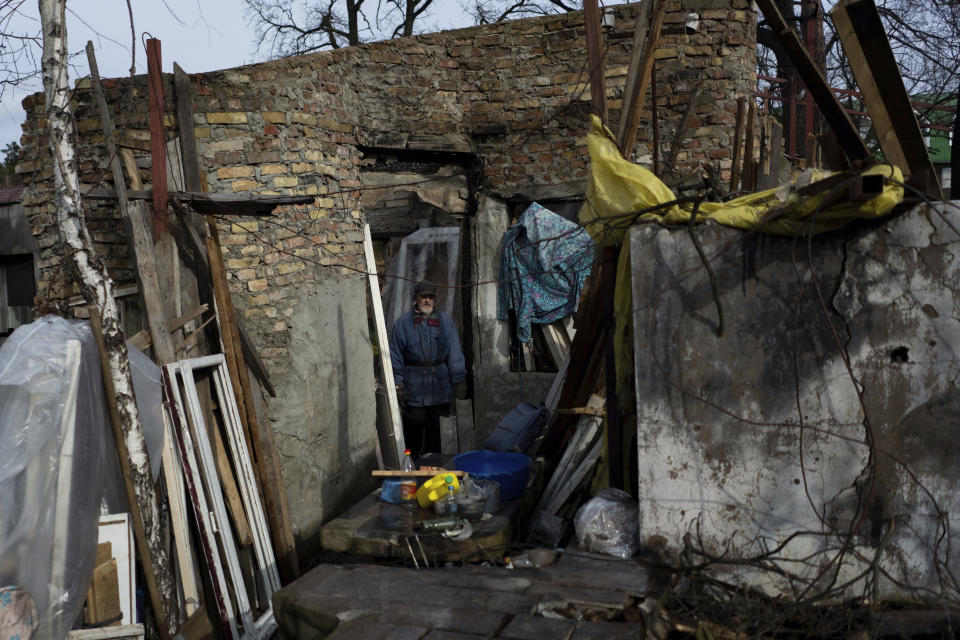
left=162, top=355, right=279, bottom=640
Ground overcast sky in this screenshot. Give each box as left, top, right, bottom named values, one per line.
left=0, top=0, right=477, bottom=152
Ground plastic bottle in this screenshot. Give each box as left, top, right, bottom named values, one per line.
left=445, top=484, right=458, bottom=517
left=400, top=449, right=417, bottom=506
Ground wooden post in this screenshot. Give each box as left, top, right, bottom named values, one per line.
left=730, top=98, right=747, bottom=193
left=742, top=99, right=757, bottom=191
left=583, top=0, right=607, bottom=123
left=147, top=38, right=169, bottom=240
left=651, top=59, right=659, bottom=174
left=90, top=307, right=173, bottom=640
left=86, top=43, right=176, bottom=366
left=755, top=0, right=870, bottom=164
left=205, top=228, right=300, bottom=583
left=173, top=63, right=203, bottom=194
left=829, top=0, right=942, bottom=198
left=363, top=223, right=404, bottom=467
left=616, top=0, right=666, bottom=157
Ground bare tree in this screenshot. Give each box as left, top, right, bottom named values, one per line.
left=0, top=0, right=41, bottom=99
left=37, top=0, right=177, bottom=636
left=245, top=0, right=435, bottom=55
left=466, top=0, right=575, bottom=25
left=243, top=0, right=574, bottom=58
left=757, top=0, right=959, bottom=158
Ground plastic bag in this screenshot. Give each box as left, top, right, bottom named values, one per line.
left=0, top=316, right=109, bottom=639
left=574, top=487, right=639, bottom=559
left=0, top=316, right=165, bottom=639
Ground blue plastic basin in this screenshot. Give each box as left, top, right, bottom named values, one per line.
left=453, top=450, right=531, bottom=501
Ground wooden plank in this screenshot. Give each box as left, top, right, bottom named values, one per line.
left=205, top=228, right=299, bottom=583
left=543, top=352, right=569, bottom=412
left=583, top=0, right=607, bottom=123
left=755, top=0, right=871, bottom=164
left=147, top=38, right=168, bottom=240
left=85, top=189, right=316, bottom=215
left=160, top=416, right=201, bottom=620
left=829, top=0, right=942, bottom=198
left=86, top=557, right=122, bottom=626
left=67, top=625, right=145, bottom=640
left=665, top=87, right=703, bottom=168
left=86, top=43, right=176, bottom=367
left=176, top=606, right=215, bottom=640
left=209, top=409, right=255, bottom=546
left=89, top=308, right=172, bottom=640
left=371, top=469, right=468, bottom=478
left=97, top=514, right=137, bottom=626
left=364, top=223, right=405, bottom=467
left=616, top=1, right=653, bottom=149
left=540, top=322, right=568, bottom=369
left=742, top=98, right=757, bottom=191
left=616, top=0, right=666, bottom=157
left=544, top=439, right=603, bottom=515
left=730, top=97, right=746, bottom=192
left=536, top=395, right=605, bottom=516
left=173, top=63, right=203, bottom=193
left=125, top=305, right=208, bottom=352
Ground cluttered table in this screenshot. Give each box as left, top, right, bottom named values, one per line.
left=317, top=452, right=541, bottom=565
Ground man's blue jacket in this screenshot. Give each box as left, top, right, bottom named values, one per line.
left=390, top=309, right=466, bottom=407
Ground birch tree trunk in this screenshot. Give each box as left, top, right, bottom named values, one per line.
left=38, top=1, right=177, bottom=637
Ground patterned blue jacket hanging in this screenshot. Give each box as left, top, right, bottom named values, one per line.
left=497, top=202, right=595, bottom=343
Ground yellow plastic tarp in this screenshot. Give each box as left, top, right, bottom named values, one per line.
left=578, top=115, right=904, bottom=246
left=579, top=113, right=904, bottom=493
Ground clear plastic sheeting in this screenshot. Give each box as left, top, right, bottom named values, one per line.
left=0, top=316, right=165, bottom=639
left=0, top=316, right=108, bottom=639
left=574, top=488, right=639, bottom=559
left=381, top=227, right=460, bottom=334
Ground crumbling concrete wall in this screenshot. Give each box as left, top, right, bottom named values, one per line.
left=17, top=0, right=758, bottom=552
left=631, top=201, right=960, bottom=599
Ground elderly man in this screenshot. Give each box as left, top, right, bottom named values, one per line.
left=390, top=280, right=467, bottom=458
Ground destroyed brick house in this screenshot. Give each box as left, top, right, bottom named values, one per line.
left=2, top=0, right=960, bottom=638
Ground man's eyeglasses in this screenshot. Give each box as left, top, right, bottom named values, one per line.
left=418, top=293, right=436, bottom=300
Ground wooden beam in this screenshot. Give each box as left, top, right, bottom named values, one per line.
left=665, top=87, right=703, bottom=169
left=755, top=0, right=871, bottom=164
left=583, top=0, right=607, bottom=123
left=85, top=46, right=175, bottom=365
left=205, top=228, right=300, bottom=583
left=89, top=308, right=172, bottom=640
left=730, top=98, right=747, bottom=192
left=616, top=0, right=665, bottom=157
left=147, top=38, right=168, bottom=240
left=173, top=63, right=203, bottom=193
left=829, top=0, right=943, bottom=198
left=616, top=1, right=652, bottom=147
left=85, top=189, right=316, bottom=216
left=371, top=470, right=467, bottom=478
left=742, top=98, right=757, bottom=191
left=363, top=223, right=403, bottom=467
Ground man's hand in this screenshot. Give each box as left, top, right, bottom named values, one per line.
left=454, top=381, right=468, bottom=400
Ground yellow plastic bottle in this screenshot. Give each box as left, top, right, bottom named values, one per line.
left=416, top=473, right=460, bottom=509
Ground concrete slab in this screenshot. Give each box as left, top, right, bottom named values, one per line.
left=630, top=202, right=960, bottom=600
left=273, top=557, right=654, bottom=638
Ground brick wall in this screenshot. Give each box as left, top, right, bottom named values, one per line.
left=19, top=0, right=756, bottom=348
left=16, top=1, right=757, bottom=539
